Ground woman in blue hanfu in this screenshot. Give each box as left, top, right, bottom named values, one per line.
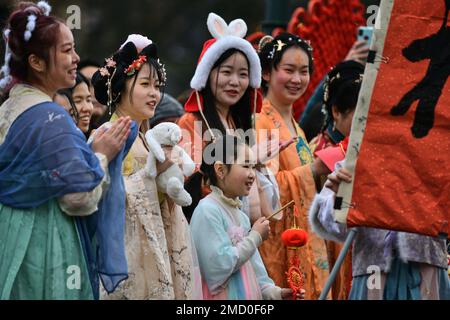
left=0, top=1, right=134, bottom=300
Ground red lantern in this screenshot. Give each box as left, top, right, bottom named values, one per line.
left=281, top=205, right=309, bottom=300
left=281, top=227, right=308, bottom=248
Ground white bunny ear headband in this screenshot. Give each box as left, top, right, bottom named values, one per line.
left=207, top=13, right=247, bottom=39
left=0, top=1, right=51, bottom=89
left=190, top=12, right=261, bottom=91
left=189, top=13, right=262, bottom=142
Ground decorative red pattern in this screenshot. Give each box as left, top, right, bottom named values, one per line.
left=281, top=221, right=308, bottom=299
left=285, top=252, right=305, bottom=300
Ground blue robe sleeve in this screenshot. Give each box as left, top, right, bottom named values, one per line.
left=250, top=247, right=277, bottom=293
left=0, top=102, right=104, bottom=208
left=77, top=121, right=138, bottom=298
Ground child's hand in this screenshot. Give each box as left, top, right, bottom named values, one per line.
left=324, top=167, right=353, bottom=193
left=253, top=134, right=279, bottom=165
left=281, top=288, right=306, bottom=300
left=253, top=133, right=296, bottom=165
left=251, top=217, right=270, bottom=241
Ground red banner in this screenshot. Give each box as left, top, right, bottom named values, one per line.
left=337, top=0, right=450, bottom=238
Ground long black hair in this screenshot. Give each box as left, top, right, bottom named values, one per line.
left=196, top=48, right=253, bottom=138
left=183, top=135, right=245, bottom=222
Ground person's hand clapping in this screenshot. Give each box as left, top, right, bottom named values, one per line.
left=91, top=116, right=131, bottom=162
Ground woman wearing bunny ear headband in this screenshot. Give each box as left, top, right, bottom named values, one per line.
left=0, top=2, right=132, bottom=300
left=179, top=13, right=262, bottom=158
left=180, top=13, right=284, bottom=231
left=255, top=33, right=332, bottom=299
left=92, top=34, right=202, bottom=300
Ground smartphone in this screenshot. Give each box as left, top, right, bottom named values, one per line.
left=357, top=26, right=374, bottom=45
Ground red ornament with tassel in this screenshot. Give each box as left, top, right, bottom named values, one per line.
left=281, top=205, right=308, bottom=300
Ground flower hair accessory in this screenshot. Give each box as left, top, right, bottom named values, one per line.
left=98, top=57, right=116, bottom=77
left=37, top=1, right=52, bottom=16
left=274, top=40, right=287, bottom=51
left=1, top=1, right=51, bottom=88
left=98, top=56, right=119, bottom=115
left=24, top=15, right=37, bottom=41
left=23, top=1, right=52, bottom=42
left=125, top=55, right=147, bottom=76
left=322, top=73, right=333, bottom=124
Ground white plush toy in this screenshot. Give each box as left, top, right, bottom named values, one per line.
left=145, top=122, right=195, bottom=206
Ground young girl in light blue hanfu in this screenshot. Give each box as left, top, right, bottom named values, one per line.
left=190, top=135, right=302, bottom=300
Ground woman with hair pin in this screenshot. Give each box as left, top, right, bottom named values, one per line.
left=256, top=33, right=331, bottom=299
left=92, top=34, right=202, bottom=299
left=309, top=60, right=365, bottom=299
left=0, top=1, right=131, bottom=300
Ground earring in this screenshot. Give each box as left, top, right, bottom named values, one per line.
left=332, top=121, right=336, bottom=131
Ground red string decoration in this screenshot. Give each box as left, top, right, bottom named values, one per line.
left=286, top=257, right=304, bottom=300
left=281, top=206, right=309, bottom=300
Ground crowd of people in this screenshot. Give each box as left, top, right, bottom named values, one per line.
left=0, top=1, right=448, bottom=300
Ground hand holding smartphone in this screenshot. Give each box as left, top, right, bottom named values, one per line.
left=357, top=26, right=374, bottom=45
